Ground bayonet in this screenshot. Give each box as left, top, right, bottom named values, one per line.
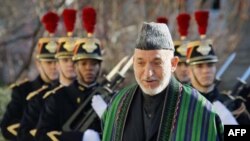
left=231, top=66, right=250, bottom=96
left=215, top=52, right=236, bottom=86
left=105, top=56, right=128, bottom=82
left=109, top=56, right=133, bottom=89
left=118, top=56, right=133, bottom=77
left=237, top=66, right=250, bottom=84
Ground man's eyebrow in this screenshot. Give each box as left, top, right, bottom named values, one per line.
left=135, top=57, right=162, bottom=61
left=135, top=57, right=143, bottom=61
left=154, top=58, right=162, bottom=61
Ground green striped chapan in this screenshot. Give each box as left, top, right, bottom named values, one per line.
left=102, top=78, right=224, bottom=141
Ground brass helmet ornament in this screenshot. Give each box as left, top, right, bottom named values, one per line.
left=36, top=11, right=59, bottom=61
left=73, top=6, right=102, bottom=62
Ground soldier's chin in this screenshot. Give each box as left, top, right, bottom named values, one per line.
left=50, top=75, right=59, bottom=81
left=85, top=79, right=95, bottom=84
left=202, top=82, right=213, bottom=88
left=68, top=75, right=76, bottom=80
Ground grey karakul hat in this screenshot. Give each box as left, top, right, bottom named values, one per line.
left=136, top=22, right=174, bottom=50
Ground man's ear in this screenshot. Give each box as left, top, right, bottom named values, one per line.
left=171, top=56, right=179, bottom=72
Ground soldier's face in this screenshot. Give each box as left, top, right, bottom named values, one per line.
left=75, top=59, right=100, bottom=85
left=57, top=58, right=76, bottom=81
left=38, top=60, right=58, bottom=82
left=133, top=49, right=178, bottom=96
left=189, top=62, right=216, bottom=88
left=175, top=62, right=190, bottom=83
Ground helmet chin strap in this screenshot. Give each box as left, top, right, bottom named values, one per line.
left=191, top=67, right=207, bottom=88
left=76, top=66, right=97, bottom=86
left=39, top=61, right=52, bottom=83
left=191, top=67, right=215, bottom=94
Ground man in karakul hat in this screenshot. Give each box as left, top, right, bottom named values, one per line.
left=100, top=22, right=224, bottom=141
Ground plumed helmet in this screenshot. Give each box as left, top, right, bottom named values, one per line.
left=72, top=6, right=102, bottom=62
left=186, top=10, right=218, bottom=65
left=36, top=37, right=57, bottom=61
left=36, top=11, right=59, bottom=61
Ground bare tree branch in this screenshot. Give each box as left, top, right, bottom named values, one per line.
left=0, top=33, right=35, bottom=47
left=12, top=20, right=43, bottom=83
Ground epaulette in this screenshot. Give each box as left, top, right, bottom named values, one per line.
left=30, top=129, right=37, bottom=137
left=26, top=85, right=49, bottom=101
left=7, top=123, right=20, bottom=136
left=47, top=131, right=62, bottom=141
left=43, top=84, right=64, bottom=99
left=8, top=78, right=29, bottom=89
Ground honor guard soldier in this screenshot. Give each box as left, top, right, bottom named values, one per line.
left=36, top=6, right=102, bottom=141
left=173, top=13, right=191, bottom=84
left=187, top=10, right=238, bottom=125
left=0, top=14, right=58, bottom=141
left=17, top=11, right=60, bottom=141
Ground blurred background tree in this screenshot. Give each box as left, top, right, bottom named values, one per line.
left=0, top=87, right=10, bottom=141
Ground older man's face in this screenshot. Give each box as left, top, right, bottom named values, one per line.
left=133, top=49, right=178, bottom=95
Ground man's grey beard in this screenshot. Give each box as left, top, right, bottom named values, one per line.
left=135, top=76, right=170, bottom=96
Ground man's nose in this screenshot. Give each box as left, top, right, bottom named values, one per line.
left=203, top=65, right=212, bottom=73
left=51, top=62, right=57, bottom=69
left=68, top=61, right=74, bottom=67
left=144, top=64, right=154, bottom=77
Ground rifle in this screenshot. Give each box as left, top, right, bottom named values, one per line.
left=62, top=56, right=133, bottom=132
left=215, top=52, right=236, bottom=86
left=220, top=66, right=250, bottom=111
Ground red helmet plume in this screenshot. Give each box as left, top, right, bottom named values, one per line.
left=42, top=11, right=59, bottom=35
left=82, top=6, right=96, bottom=36
left=194, top=10, right=209, bottom=37
left=176, top=13, right=190, bottom=38
left=62, top=9, right=77, bottom=36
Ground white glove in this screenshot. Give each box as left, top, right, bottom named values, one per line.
left=213, top=100, right=238, bottom=125
left=82, top=129, right=100, bottom=141
left=91, top=95, right=107, bottom=119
